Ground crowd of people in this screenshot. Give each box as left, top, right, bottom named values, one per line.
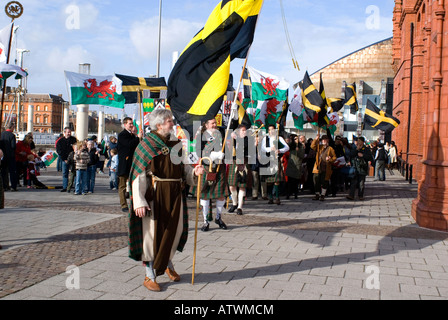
left=0, top=111, right=401, bottom=286
left=0, top=123, right=125, bottom=197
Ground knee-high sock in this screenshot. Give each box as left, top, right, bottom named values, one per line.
left=145, top=261, right=156, bottom=280
left=238, top=189, right=246, bottom=209
left=230, top=189, right=238, bottom=206
left=273, top=185, right=279, bottom=199
left=200, top=199, right=210, bottom=224
left=216, top=199, right=226, bottom=220
left=267, top=184, right=273, bottom=199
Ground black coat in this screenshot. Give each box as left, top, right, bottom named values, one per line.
left=56, top=136, right=77, bottom=161
left=117, top=129, right=140, bottom=177
left=0, top=130, right=16, bottom=161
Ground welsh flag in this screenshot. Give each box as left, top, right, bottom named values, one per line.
left=42, top=150, right=59, bottom=167
left=0, top=23, right=13, bottom=63
left=248, top=99, right=284, bottom=128
left=289, top=85, right=304, bottom=129
left=64, top=71, right=125, bottom=109
left=247, top=66, right=289, bottom=102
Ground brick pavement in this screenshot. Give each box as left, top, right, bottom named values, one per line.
left=1, top=168, right=448, bottom=300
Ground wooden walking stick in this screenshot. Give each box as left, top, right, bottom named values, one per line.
left=192, top=157, right=212, bottom=285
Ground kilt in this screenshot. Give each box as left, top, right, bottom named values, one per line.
left=261, top=160, right=285, bottom=184
left=192, top=164, right=229, bottom=200
left=227, top=163, right=253, bottom=188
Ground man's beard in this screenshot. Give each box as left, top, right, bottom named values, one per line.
left=160, top=128, right=175, bottom=139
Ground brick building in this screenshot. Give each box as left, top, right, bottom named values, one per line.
left=393, top=0, right=448, bottom=231
left=2, top=93, right=66, bottom=133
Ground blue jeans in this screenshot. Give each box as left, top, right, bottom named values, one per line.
left=86, top=166, right=96, bottom=193
left=375, top=160, right=386, bottom=181
left=57, top=157, right=62, bottom=171
left=75, top=170, right=88, bottom=194
left=109, top=171, right=118, bottom=189
left=62, top=161, right=70, bottom=189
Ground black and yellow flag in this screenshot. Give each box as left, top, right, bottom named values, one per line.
left=364, top=99, right=400, bottom=133
left=318, top=73, right=330, bottom=127
left=301, top=71, right=325, bottom=123
left=327, top=98, right=345, bottom=113
left=167, top=0, right=264, bottom=137
left=115, top=74, right=167, bottom=104
left=344, top=82, right=359, bottom=114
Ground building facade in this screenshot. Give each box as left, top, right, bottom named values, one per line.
left=393, top=0, right=448, bottom=231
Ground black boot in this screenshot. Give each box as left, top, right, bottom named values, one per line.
left=215, top=218, right=227, bottom=230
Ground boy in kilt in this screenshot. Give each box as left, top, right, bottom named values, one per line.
left=260, top=124, right=290, bottom=205
left=228, top=124, right=254, bottom=215
left=128, top=109, right=205, bottom=292
left=195, top=118, right=229, bottom=232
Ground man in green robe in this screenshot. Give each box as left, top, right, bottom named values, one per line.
left=128, top=109, right=204, bottom=292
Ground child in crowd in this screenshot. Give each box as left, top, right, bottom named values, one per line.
left=26, top=154, right=47, bottom=189
left=86, top=140, right=99, bottom=194
left=74, top=141, right=90, bottom=195
left=108, top=148, right=118, bottom=190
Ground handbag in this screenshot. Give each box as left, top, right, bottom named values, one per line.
left=341, top=166, right=356, bottom=179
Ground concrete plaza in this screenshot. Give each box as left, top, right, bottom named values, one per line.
left=0, top=167, right=447, bottom=300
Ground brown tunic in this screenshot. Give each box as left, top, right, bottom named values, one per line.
left=132, top=133, right=195, bottom=276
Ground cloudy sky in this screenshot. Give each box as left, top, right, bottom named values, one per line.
left=0, top=0, right=394, bottom=115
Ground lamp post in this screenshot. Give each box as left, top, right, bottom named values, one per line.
left=76, top=63, right=90, bottom=140
left=156, top=0, right=162, bottom=77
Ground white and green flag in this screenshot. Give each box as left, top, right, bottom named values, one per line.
left=41, top=150, right=58, bottom=167
left=247, top=66, right=289, bottom=101
left=65, top=71, right=125, bottom=109
left=0, top=23, right=13, bottom=63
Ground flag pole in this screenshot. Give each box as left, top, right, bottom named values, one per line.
left=216, top=51, right=250, bottom=174
left=192, top=157, right=211, bottom=285
left=218, top=0, right=265, bottom=165
left=137, top=89, right=143, bottom=136
left=0, top=22, right=15, bottom=134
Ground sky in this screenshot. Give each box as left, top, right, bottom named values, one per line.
left=0, top=0, right=394, bottom=116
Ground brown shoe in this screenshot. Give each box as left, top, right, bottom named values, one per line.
left=143, top=277, right=161, bottom=291
left=165, top=268, right=181, bottom=282
left=274, top=198, right=281, bottom=205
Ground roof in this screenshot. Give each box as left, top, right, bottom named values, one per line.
left=310, top=37, right=393, bottom=77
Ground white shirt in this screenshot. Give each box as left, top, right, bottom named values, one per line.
left=261, top=135, right=290, bottom=154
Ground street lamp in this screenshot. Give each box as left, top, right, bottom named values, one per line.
left=157, top=0, right=162, bottom=78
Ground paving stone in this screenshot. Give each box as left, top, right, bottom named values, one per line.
left=1, top=169, right=448, bottom=301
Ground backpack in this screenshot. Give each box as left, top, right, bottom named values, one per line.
left=353, top=156, right=368, bottom=175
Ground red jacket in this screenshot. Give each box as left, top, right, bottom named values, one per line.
left=15, top=141, right=32, bottom=162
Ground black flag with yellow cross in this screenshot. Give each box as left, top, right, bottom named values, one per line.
left=364, top=99, right=400, bottom=133
left=167, top=0, right=264, bottom=138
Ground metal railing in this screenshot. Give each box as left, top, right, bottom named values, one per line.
left=397, top=156, right=413, bottom=184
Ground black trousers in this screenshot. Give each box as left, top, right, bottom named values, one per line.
left=349, top=174, right=367, bottom=198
